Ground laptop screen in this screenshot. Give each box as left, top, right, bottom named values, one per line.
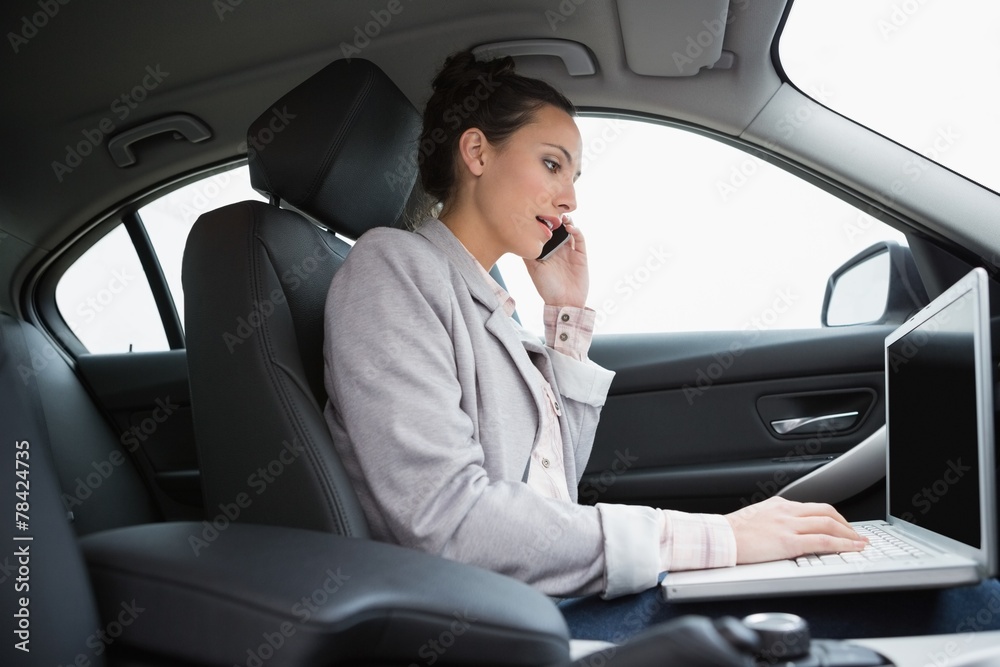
left=886, top=287, right=981, bottom=548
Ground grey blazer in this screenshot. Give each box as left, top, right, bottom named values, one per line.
left=323, top=218, right=664, bottom=598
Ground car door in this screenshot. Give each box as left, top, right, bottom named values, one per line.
left=586, top=326, right=890, bottom=519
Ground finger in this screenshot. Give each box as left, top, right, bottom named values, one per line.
left=522, top=255, right=543, bottom=275
left=796, top=533, right=869, bottom=555
left=789, top=501, right=856, bottom=529
left=562, top=217, right=586, bottom=254
left=791, top=515, right=865, bottom=542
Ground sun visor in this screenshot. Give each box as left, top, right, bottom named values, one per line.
left=618, top=0, right=733, bottom=76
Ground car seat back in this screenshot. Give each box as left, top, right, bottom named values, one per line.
left=0, top=315, right=107, bottom=666
left=183, top=58, right=421, bottom=536
left=7, top=316, right=159, bottom=535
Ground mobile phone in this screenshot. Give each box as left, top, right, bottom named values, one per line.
left=537, top=224, right=570, bottom=260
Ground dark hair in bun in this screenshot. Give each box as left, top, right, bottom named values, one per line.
left=417, top=51, right=575, bottom=209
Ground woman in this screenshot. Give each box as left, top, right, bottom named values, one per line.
left=324, top=49, right=864, bottom=594
left=322, top=52, right=1000, bottom=639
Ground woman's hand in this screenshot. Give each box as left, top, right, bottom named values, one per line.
left=524, top=218, right=589, bottom=308
left=725, top=496, right=868, bottom=564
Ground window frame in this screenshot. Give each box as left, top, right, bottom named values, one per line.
left=33, top=159, right=247, bottom=357
left=123, top=209, right=184, bottom=349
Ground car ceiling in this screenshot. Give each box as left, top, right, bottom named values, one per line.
left=0, top=0, right=792, bottom=315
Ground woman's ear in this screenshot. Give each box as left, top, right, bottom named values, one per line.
left=456, top=128, right=488, bottom=178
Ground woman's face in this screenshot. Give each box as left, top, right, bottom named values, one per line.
left=474, top=104, right=582, bottom=261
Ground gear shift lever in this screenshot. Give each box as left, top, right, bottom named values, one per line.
left=741, top=612, right=887, bottom=667
left=743, top=612, right=812, bottom=661
left=566, top=613, right=888, bottom=666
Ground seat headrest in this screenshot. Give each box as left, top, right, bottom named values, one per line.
left=248, top=59, right=421, bottom=239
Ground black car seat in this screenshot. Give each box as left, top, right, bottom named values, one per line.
left=0, top=315, right=124, bottom=667
left=183, top=58, right=421, bottom=537
left=0, top=316, right=158, bottom=535
left=2, top=315, right=577, bottom=667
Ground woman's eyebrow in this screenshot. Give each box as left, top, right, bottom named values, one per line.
left=542, top=143, right=582, bottom=179
left=542, top=143, right=574, bottom=165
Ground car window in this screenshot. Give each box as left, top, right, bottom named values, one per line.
left=54, top=164, right=266, bottom=353
left=779, top=0, right=999, bottom=194
left=496, top=116, right=908, bottom=335
left=57, top=122, right=909, bottom=352
left=55, top=225, right=169, bottom=353
left=140, top=165, right=267, bottom=332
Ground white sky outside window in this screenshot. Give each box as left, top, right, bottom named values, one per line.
left=55, top=225, right=169, bottom=353
left=497, top=117, right=907, bottom=336
left=780, top=0, right=999, bottom=194
left=140, top=165, right=268, bottom=331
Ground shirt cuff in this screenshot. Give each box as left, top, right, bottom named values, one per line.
left=595, top=503, right=663, bottom=598
left=659, top=510, right=738, bottom=572
left=546, top=352, right=615, bottom=407
left=543, top=305, right=595, bottom=361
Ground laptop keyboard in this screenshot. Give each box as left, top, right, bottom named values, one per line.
left=794, top=524, right=930, bottom=567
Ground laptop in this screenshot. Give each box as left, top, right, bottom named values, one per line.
left=662, top=267, right=997, bottom=601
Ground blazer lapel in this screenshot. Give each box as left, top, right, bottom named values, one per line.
left=415, top=218, right=548, bottom=428
left=414, top=218, right=499, bottom=308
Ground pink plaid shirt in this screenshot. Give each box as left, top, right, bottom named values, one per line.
left=473, top=260, right=737, bottom=572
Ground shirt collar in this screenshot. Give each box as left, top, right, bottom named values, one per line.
left=463, top=246, right=517, bottom=319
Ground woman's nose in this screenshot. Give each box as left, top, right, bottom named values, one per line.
left=556, top=181, right=576, bottom=212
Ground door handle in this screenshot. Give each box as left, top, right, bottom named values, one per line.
left=770, top=411, right=859, bottom=435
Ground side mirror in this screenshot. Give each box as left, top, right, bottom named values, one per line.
left=821, top=241, right=928, bottom=327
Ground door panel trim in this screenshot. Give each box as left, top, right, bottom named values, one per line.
left=591, top=326, right=895, bottom=395
left=580, top=457, right=833, bottom=507
left=584, top=327, right=891, bottom=514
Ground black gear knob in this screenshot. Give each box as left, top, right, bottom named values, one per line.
left=742, top=612, right=812, bottom=661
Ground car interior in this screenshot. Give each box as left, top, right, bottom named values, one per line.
left=2, top=1, right=1000, bottom=665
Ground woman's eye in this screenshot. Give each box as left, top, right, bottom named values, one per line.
left=543, top=159, right=560, bottom=173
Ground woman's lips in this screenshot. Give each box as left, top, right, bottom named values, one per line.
left=536, top=215, right=563, bottom=231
